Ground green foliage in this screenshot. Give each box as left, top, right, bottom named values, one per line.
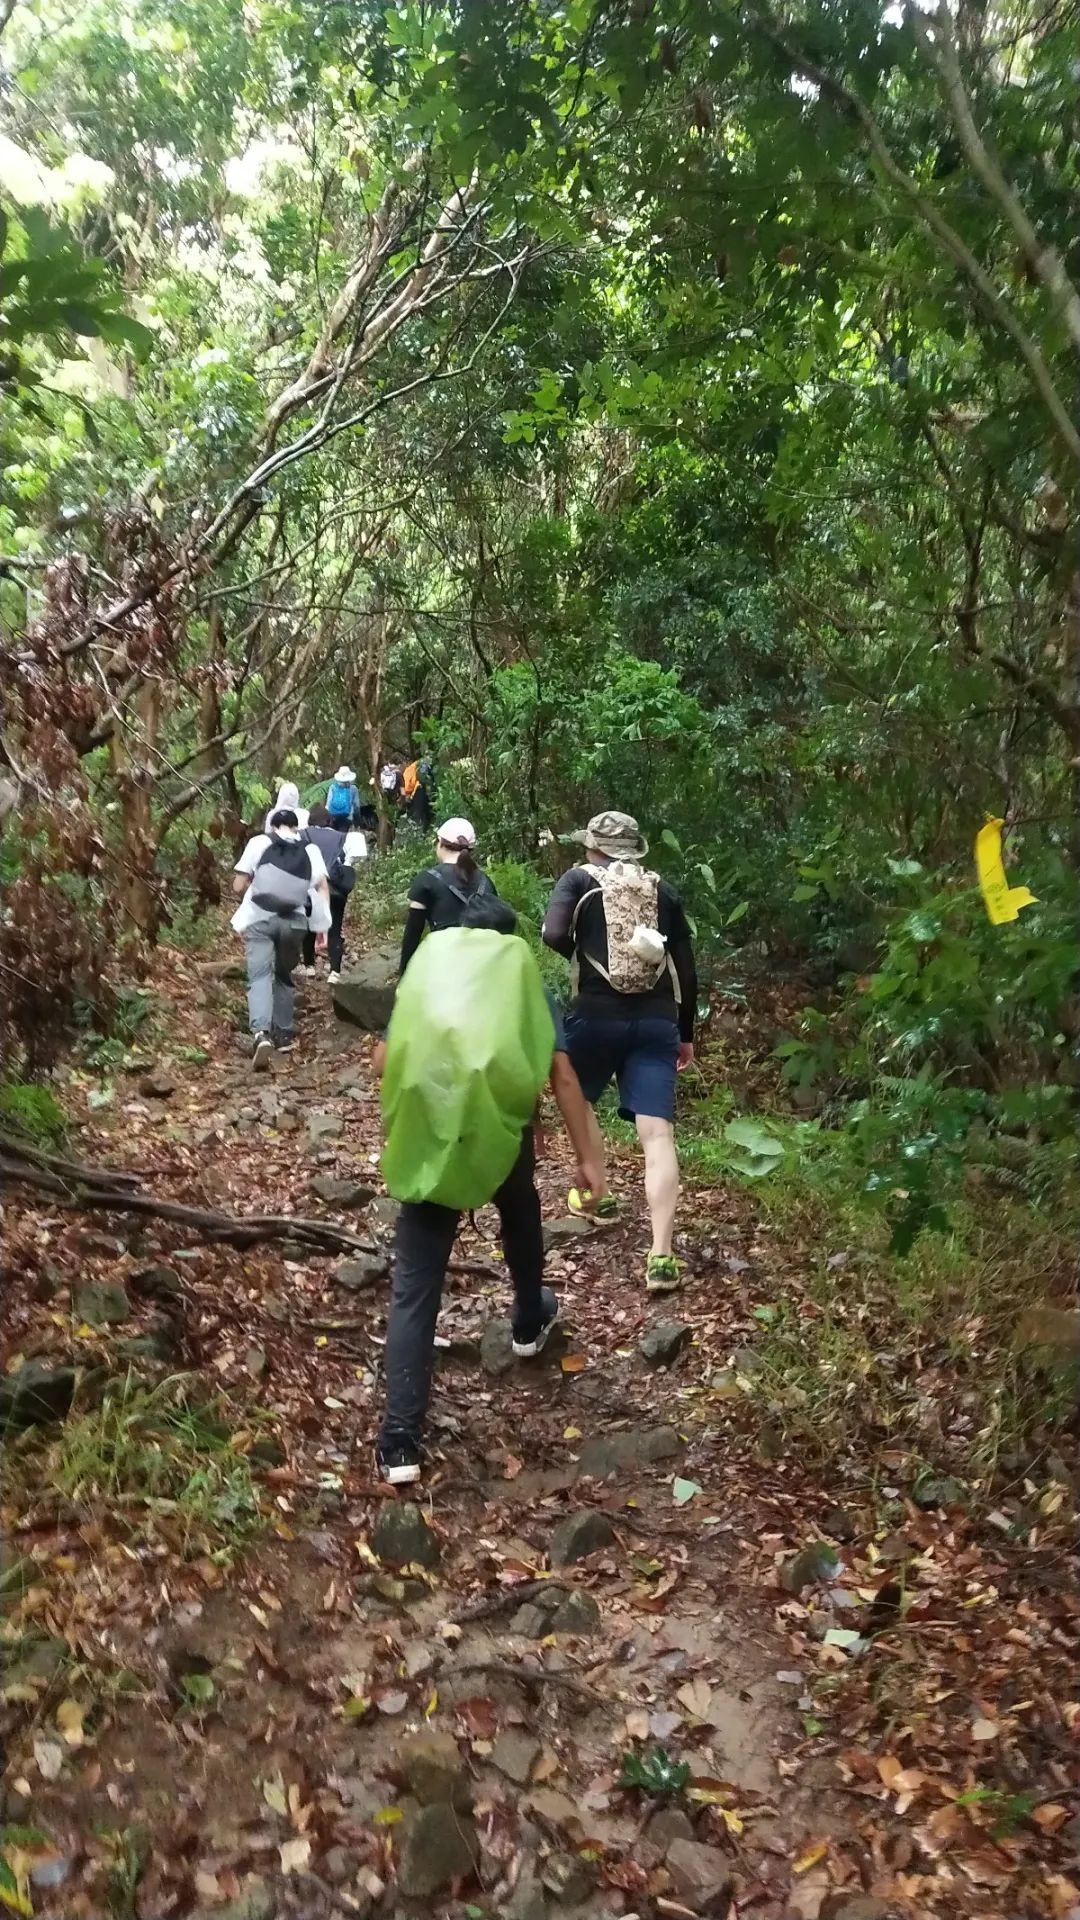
left=0, top=1080, right=68, bottom=1146
left=617, top=1748, right=690, bottom=1800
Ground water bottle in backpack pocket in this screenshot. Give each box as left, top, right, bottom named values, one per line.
left=249, top=841, right=312, bottom=919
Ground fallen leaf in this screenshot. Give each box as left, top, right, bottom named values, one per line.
left=373, top=1807, right=403, bottom=1827
left=971, top=1717, right=999, bottom=1741
left=563, top=1425, right=582, bottom=1440
left=560, top=1353, right=587, bottom=1373
left=503, top=1455, right=523, bottom=1480
left=377, top=1691, right=408, bottom=1716
left=676, top=1678, right=713, bottom=1718
left=424, top=1687, right=438, bottom=1719
left=0, top=1856, right=32, bottom=1919
left=55, top=1698, right=85, bottom=1747
left=341, top=1696, right=371, bottom=1720
left=793, top=1840, right=829, bottom=1874
left=262, top=1774, right=289, bottom=1815
left=279, top=1837, right=311, bottom=1874
left=624, top=1710, right=650, bottom=1741
left=1033, top=1804, right=1068, bottom=1831
left=672, top=1478, right=702, bottom=1506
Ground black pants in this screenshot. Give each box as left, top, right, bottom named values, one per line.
left=302, top=891, right=348, bottom=972
left=378, top=1129, right=545, bottom=1451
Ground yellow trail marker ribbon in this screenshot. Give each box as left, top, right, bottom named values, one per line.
left=975, top=817, right=1037, bottom=925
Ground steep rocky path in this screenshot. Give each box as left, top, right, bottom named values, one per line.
left=1, top=943, right=1075, bottom=1920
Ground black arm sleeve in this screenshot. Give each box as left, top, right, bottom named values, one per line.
left=664, top=889, right=698, bottom=1043
left=541, top=870, right=584, bottom=957
left=398, top=872, right=434, bottom=977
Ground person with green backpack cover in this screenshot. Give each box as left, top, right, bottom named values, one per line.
left=376, top=898, right=604, bottom=1485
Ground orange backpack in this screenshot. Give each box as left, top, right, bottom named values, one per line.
left=402, top=760, right=420, bottom=799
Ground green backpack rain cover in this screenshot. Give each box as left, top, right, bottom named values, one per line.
left=381, top=928, right=555, bottom=1210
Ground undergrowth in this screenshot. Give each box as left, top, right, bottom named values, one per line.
left=0, top=1079, right=68, bottom=1146
left=29, top=1377, right=263, bottom=1562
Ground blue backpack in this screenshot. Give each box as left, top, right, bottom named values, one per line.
left=328, top=779, right=354, bottom=819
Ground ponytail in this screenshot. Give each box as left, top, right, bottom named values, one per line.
left=455, top=844, right=477, bottom=884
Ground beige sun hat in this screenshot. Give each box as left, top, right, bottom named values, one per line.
left=576, top=810, right=649, bottom=860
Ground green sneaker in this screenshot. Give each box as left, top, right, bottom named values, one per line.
left=645, top=1254, right=682, bottom=1294
left=568, top=1187, right=619, bottom=1221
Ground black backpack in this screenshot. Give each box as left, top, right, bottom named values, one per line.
left=427, top=865, right=495, bottom=927
left=250, top=840, right=312, bottom=918
left=302, top=826, right=355, bottom=897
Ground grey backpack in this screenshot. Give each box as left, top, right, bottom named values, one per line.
left=249, top=840, right=311, bottom=919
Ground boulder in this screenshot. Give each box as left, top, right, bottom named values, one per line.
left=490, top=1730, right=540, bottom=1786
left=396, top=1801, right=479, bottom=1898
left=310, top=1175, right=376, bottom=1208
left=639, top=1321, right=692, bottom=1367
left=665, top=1837, right=732, bottom=1911
left=73, top=1280, right=131, bottom=1327
left=0, top=1362, right=76, bottom=1433
left=399, top=1730, right=470, bottom=1808
left=549, top=1589, right=601, bottom=1636
left=780, top=1541, right=842, bottom=1595
left=306, top=1112, right=344, bottom=1143
left=334, top=1251, right=390, bottom=1291
left=372, top=1501, right=441, bottom=1569
left=550, top=1510, right=615, bottom=1566
left=332, top=949, right=398, bottom=1032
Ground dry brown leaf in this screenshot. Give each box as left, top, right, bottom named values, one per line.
left=792, top=1840, right=829, bottom=1875
left=560, top=1352, right=587, bottom=1373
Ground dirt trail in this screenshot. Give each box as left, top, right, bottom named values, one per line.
left=1, top=945, right=1074, bottom=1920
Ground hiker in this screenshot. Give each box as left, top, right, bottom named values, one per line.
left=398, top=817, right=497, bottom=977
left=375, top=896, right=604, bottom=1485
left=402, top=756, right=435, bottom=833
left=326, top=765, right=361, bottom=833
left=232, top=809, right=331, bottom=1069
left=299, top=804, right=367, bottom=983
left=542, top=810, right=698, bottom=1293
left=263, top=779, right=308, bottom=836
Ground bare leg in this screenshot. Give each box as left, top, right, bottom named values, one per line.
left=636, top=1113, right=679, bottom=1256
left=582, top=1101, right=608, bottom=1196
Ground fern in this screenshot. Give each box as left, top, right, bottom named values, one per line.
left=0, top=1080, right=69, bottom=1147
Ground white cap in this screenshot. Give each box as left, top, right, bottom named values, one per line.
left=334, top=765, right=356, bottom=783
left=437, top=816, right=476, bottom=849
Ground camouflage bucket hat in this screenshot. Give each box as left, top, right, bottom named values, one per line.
left=577, top=810, right=649, bottom=861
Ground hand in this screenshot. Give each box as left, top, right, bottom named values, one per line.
left=533, top=1114, right=548, bottom=1159
left=677, top=1042, right=695, bottom=1073
left=371, top=1039, right=387, bottom=1078
left=315, top=932, right=328, bottom=953
left=576, top=1157, right=605, bottom=1202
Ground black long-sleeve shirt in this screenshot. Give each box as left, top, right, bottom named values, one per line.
left=398, top=863, right=497, bottom=976
left=542, top=864, right=697, bottom=1043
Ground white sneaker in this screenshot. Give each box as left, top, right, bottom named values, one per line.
left=301, top=965, right=317, bottom=979
left=327, top=970, right=341, bottom=984
left=252, top=1033, right=273, bottom=1072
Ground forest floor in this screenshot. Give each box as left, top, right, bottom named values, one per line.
left=1, top=932, right=1077, bottom=1920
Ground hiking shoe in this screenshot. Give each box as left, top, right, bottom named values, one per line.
left=645, top=1254, right=682, bottom=1294
left=272, top=1033, right=296, bottom=1053
left=252, top=1033, right=273, bottom=1072
left=326, top=970, right=341, bottom=985
left=378, top=1442, right=422, bottom=1486
left=512, top=1286, right=559, bottom=1358
left=301, top=965, right=317, bottom=978
left=568, top=1187, right=618, bottom=1221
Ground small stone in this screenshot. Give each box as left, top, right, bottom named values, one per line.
left=29, top=1857, right=73, bottom=1891
left=822, top=1505, right=858, bottom=1542
left=370, top=1195, right=401, bottom=1231
left=509, top=1603, right=549, bottom=1638
left=139, top=1069, right=177, bottom=1099
left=644, top=1805, right=694, bottom=1853
left=731, top=1346, right=764, bottom=1375
left=912, top=1475, right=966, bottom=1510
left=371, top=1501, right=441, bottom=1568
left=396, top=1801, right=479, bottom=1898
left=321, top=1845, right=354, bottom=1885
left=540, top=1851, right=592, bottom=1904
left=491, top=1730, right=540, bottom=1785
left=245, top=1346, right=268, bottom=1380
left=73, top=1280, right=131, bottom=1326
left=505, top=1873, right=548, bottom=1920
left=639, top=1321, right=692, bottom=1367
left=665, top=1837, right=732, bottom=1911
left=577, top=1427, right=680, bottom=1479
left=542, top=1215, right=599, bottom=1248
left=781, top=1541, right=842, bottom=1595
left=709, top=1369, right=740, bottom=1396
left=307, top=1112, right=344, bottom=1142
left=0, top=1362, right=76, bottom=1433
left=550, top=1510, right=615, bottom=1566
left=399, top=1730, right=470, bottom=1808
left=481, top=1318, right=516, bottom=1376
left=311, top=1175, right=377, bottom=1207
left=130, top=1262, right=184, bottom=1299
left=549, top=1589, right=601, bottom=1636
left=334, top=1252, right=389, bottom=1291
left=114, top=1317, right=177, bottom=1366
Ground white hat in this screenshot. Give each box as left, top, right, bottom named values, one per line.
left=437, top=816, right=476, bottom=849
left=334, top=765, right=356, bottom=783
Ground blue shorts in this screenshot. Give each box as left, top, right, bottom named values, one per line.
left=564, top=1012, right=679, bottom=1123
